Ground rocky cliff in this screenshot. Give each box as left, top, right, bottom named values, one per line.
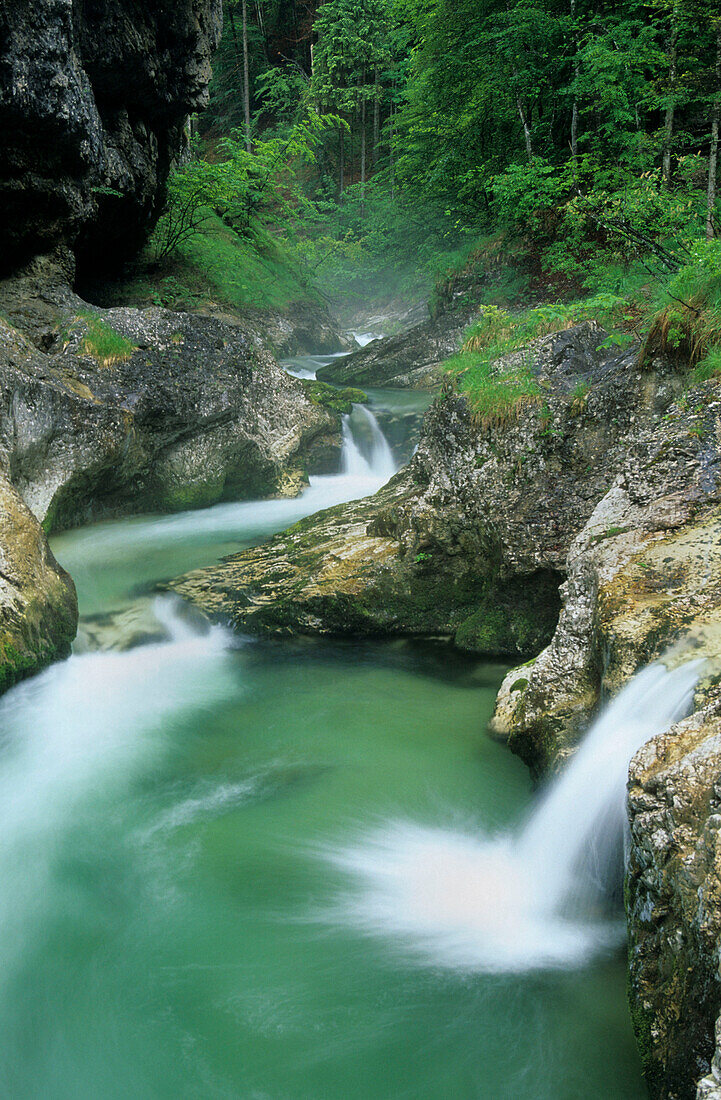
left=0, top=471, right=77, bottom=690
left=627, top=696, right=721, bottom=1100
left=0, top=257, right=340, bottom=532
left=0, top=0, right=222, bottom=274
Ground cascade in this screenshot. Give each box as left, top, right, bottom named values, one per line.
left=328, top=660, right=702, bottom=972
left=54, top=405, right=398, bottom=579
left=341, top=405, right=396, bottom=482
left=0, top=597, right=235, bottom=969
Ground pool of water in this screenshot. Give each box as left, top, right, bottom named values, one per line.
left=0, top=400, right=645, bottom=1098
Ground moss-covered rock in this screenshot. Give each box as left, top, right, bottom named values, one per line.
left=454, top=571, right=561, bottom=657
left=301, top=379, right=368, bottom=415
left=0, top=472, right=77, bottom=692
left=0, top=264, right=341, bottom=531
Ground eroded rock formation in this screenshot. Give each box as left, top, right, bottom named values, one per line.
left=170, top=323, right=677, bottom=659
left=0, top=471, right=77, bottom=689
left=0, top=0, right=222, bottom=273
left=316, top=308, right=478, bottom=389
left=0, top=259, right=340, bottom=531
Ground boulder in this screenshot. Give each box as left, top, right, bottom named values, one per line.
left=0, top=265, right=340, bottom=531
left=0, top=472, right=77, bottom=690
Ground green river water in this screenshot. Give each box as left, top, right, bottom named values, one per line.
left=0, top=375, right=645, bottom=1099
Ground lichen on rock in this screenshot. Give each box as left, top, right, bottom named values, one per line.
left=0, top=471, right=77, bottom=691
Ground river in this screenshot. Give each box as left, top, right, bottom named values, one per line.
left=0, top=354, right=645, bottom=1098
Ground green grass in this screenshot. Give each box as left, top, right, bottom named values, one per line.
left=59, top=312, right=136, bottom=367
left=87, top=213, right=323, bottom=318
left=440, top=299, right=628, bottom=422
left=443, top=347, right=543, bottom=426
left=177, top=213, right=321, bottom=312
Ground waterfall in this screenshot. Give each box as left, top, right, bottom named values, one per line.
left=341, top=405, right=396, bottom=482
left=0, top=597, right=235, bottom=970
left=350, top=331, right=381, bottom=348
left=327, top=660, right=702, bottom=972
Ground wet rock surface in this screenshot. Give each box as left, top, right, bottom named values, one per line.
left=171, top=323, right=659, bottom=653
left=316, top=308, right=478, bottom=389
left=0, top=260, right=340, bottom=532
left=0, top=471, right=77, bottom=690
left=0, top=0, right=222, bottom=273
left=628, top=700, right=721, bottom=1100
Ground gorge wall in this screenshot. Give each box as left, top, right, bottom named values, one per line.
left=0, top=0, right=222, bottom=274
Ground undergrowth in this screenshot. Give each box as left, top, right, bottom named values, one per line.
left=440, top=238, right=721, bottom=417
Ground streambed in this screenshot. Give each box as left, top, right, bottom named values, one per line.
left=0, top=361, right=644, bottom=1098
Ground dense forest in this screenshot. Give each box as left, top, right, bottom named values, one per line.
left=148, top=0, right=721, bottom=349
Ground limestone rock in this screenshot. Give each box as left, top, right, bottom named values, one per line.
left=316, top=308, right=478, bottom=389
left=0, top=0, right=222, bottom=273
left=171, top=323, right=668, bottom=654
left=627, top=700, right=721, bottom=1099
left=0, top=267, right=340, bottom=531
left=0, top=471, right=77, bottom=690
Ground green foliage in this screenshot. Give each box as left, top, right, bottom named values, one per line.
left=641, top=240, right=721, bottom=369
left=177, top=214, right=320, bottom=311
left=302, top=380, right=369, bottom=414
left=60, top=312, right=136, bottom=367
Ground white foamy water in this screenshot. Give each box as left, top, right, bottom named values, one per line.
left=0, top=597, right=236, bottom=965
left=350, top=331, right=381, bottom=348
left=53, top=411, right=397, bottom=568
left=282, top=351, right=350, bottom=380
left=342, top=405, right=396, bottom=482
left=328, top=661, right=702, bottom=972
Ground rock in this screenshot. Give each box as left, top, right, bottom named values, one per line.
left=170, top=322, right=661, bottom=654
left=0, top=264, right=340, bottom=531
left=300, top=379, right=369, bottom=416
left=316, top=308, right=479, bottom=389
left=239, top=302, right=354, bottom=357
left=627, top=699, right=721, bottom=1100
left=491, top=413, right=721, bottom=775
left=0, top=471, right=77, bottom=691
left=0, top=0, right=222, bottom=274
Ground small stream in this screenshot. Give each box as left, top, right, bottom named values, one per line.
left=0, top=353, right=645, bottom=1098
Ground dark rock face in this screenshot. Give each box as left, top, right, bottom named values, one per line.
left=0, top=0, right=222, bottom=274
left=0, top=263, right=340, bottom=531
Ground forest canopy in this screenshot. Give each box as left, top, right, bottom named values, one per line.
left=152, top=0, right=721, bottom=312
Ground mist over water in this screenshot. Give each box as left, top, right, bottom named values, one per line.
left=327, top=662, right=701, bottom=972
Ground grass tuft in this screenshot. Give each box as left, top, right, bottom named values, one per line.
left=59, top=312, right=136, bottom=367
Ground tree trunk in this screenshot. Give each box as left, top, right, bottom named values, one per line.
left=512, top=66, right=533, bottom=162
left=661, top=0, right=680, bottom=184
left=242, top=0, right=252, bottom=154
left=516, top=96, right=533, bottom=162
left=390, top=86, right=395, bottom=200
left=339, top=126, right=344, bottom=199
left=570, top=0, right=579, bottom=158
left=708, top=22, right=721, bottom=239
left=360, top=72, right=366, bottom=215
left=373, top=66, right=380, bottom=166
